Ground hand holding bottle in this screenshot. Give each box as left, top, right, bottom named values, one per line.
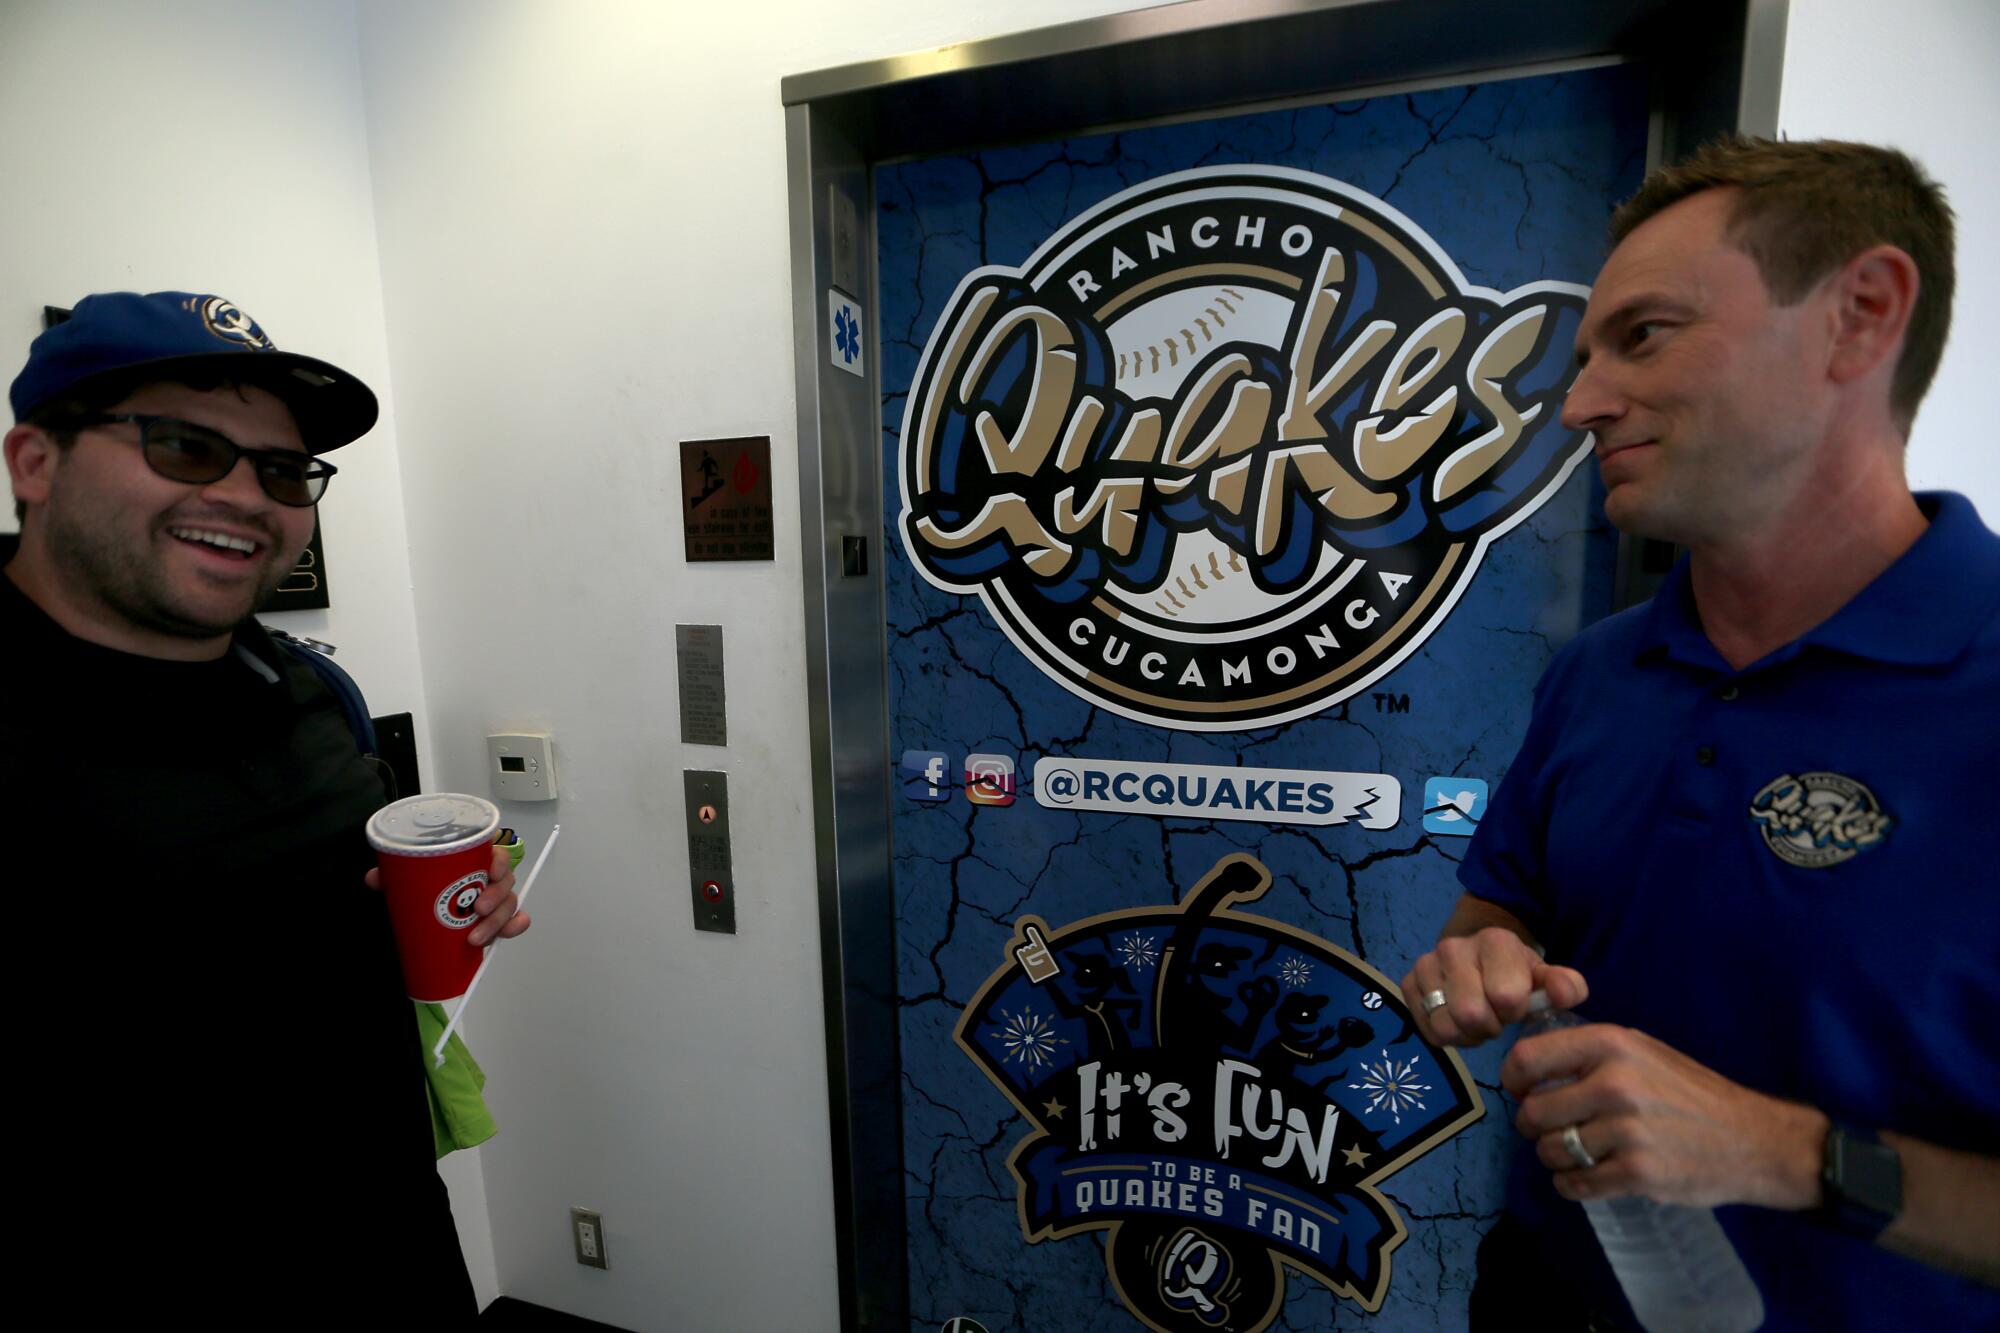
left=1510, top=992, right=1769, bottom=1332
left=1503, top=999, right=1827, bottom=1213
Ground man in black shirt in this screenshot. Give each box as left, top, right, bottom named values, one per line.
left=3, top=292, right=527, bottom=1321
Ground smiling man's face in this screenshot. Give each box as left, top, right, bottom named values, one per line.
left=30, top=381, right=316, bottom=651
left=1561, top=188, right=1837, bottom=548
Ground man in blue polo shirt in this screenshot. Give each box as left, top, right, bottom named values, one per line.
left=1400, top=138, right=1999, bottom=1328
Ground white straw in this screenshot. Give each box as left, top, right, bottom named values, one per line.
left=433, top=823, right=561, bottom=1068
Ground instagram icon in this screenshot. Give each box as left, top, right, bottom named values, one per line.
left=964, top=754, right=1016, bottom=807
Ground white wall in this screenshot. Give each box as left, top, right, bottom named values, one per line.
left=0, top=0, right=497, bottom=1309
left=1778, top=0, right=2000, bottom=516
left=349, top=3, right=1155, bottom=1327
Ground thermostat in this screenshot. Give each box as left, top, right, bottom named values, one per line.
left=488, top=733, right=558, bottom=801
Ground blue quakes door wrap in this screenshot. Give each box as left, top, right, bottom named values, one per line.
left=880, top=65, right=1648, bottom=1330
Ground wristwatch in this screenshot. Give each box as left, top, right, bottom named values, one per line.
left=1817, top=1121, right=1902, bottom=1240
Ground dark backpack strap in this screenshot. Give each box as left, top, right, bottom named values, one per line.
left=270, top=629, right=378, bottom=755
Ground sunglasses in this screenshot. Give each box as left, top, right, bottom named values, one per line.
left=74, top=413, right=337, bottom=507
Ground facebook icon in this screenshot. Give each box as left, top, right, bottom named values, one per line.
left=901, top=750, right=952, bottom=801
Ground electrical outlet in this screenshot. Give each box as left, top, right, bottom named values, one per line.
left=571, top=1206, right=607, bottom=1269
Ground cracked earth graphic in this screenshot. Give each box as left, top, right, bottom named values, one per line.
left=877, top=64, right=1647, bottom=1331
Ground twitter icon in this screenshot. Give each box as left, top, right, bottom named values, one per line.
left=1422, top=776, right=1489, bottom=836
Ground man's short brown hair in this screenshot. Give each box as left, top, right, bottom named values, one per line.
left=1611, top=136, right=1955, bottom=434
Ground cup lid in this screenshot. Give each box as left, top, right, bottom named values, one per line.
left=367, top=793, right=501, bottom=856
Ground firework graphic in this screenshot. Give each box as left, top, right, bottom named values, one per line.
left=1349, top=1050, right=1433, bottom=1125
left=995, top=1008, right=1068, bottom=1070
left=1279, top=955, right=1315, bottom=988
left=1117, top=932, right=1161, bottom=971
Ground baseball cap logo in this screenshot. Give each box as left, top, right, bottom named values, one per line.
left=191, top=295, right=275, bottom=350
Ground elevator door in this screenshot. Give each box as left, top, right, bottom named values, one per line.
left=876, top=63, right=1647, bottom=1331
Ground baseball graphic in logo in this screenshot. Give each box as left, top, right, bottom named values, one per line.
left=897, top=166, right=1595, bottom=730
left=957, top=854, right=1482, bottom=1328
left=192, top=295, right=276, bottom=350
left=435, top=871, right=487, bottom=929
left=1749, top=771, right=1893, bottom=868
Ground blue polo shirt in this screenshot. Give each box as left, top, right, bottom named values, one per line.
left=1462, top=491, right=2000, bottom=1330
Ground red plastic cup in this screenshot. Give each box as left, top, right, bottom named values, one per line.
left=366, top=793, right=502, bottom=1001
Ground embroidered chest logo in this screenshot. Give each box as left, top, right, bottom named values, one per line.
left=896, top=165, right=1595, bottom=730
left=1748, top=772, right=1893, bottom=868
left=957, top=853, right=1482, bottom=1328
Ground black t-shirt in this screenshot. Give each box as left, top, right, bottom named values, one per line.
left=3, top=573, right=475, bottom=1322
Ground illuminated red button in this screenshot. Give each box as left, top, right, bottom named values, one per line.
left=702, top=880, right=724, bottom=902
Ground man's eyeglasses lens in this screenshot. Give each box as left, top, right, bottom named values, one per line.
left=106, top=417, right=332, bottom=506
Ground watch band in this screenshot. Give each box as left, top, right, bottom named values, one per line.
left=1816, top=1121, right=1903, bottom=1242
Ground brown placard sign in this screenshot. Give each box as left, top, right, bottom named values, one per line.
left=681, top=436, right=774, bottom=561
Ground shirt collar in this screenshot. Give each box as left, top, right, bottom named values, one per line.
left=1634, top=557, right=1723, bottom=671
left=1634, top=492, right=2000, bottom=672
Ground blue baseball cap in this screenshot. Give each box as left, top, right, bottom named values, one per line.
left=9, top=291, right=378, bottom=452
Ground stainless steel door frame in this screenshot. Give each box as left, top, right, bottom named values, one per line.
left=785, top=3, right=1787, bottom=1326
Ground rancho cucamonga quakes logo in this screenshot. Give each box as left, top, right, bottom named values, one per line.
left=897, top=166, right=1595, bottom=730
left=1749, top=771, right=1893, bottom=868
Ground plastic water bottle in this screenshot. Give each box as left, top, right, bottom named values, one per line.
left=1518, top=990, right=1766, bottom=1333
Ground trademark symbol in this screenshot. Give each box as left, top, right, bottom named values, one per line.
left=1371, top=692, right=1410, bottom=714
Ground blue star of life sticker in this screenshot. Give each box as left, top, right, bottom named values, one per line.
left=827, top=289, right=864, bottom=377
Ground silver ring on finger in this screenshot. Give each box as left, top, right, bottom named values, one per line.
left=1561, top=1123, right=1597, bottom=1170
left=1422, top=988, right=1449, bottom=1015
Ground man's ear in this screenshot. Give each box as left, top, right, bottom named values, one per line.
left=1826, top=243, right=1919, bottom=391
left=4, top=422, right=64, bottom=509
